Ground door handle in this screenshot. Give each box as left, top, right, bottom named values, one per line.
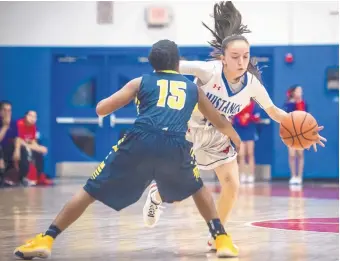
left=56, top=117, right=104, bottom=127
left=110, top=114, right=136, bottom=127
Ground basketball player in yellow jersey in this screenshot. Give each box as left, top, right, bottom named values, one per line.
left=14, top=39, right=242, bottom=259
left=143, top=1, right=327, bottom=251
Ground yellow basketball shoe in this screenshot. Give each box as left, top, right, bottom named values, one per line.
left=14, top=233, right=54, bottom=259
left=215, top=234, right=239, bottom=258
left=208, top=234, right=238, bottom=252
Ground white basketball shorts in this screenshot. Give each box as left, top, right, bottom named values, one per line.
left=186, top=127, right=237, bottom=170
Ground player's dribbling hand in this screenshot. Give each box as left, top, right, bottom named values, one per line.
left=308, top=126, right=327, bottom=152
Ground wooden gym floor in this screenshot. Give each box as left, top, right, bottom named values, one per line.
left=0, top=178, right=338, bottom=261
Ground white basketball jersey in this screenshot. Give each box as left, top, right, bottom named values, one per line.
left=182, top=60, right=274, bottom=129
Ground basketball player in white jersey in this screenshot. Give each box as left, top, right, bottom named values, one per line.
left=143, top=1, right=326, bottom=252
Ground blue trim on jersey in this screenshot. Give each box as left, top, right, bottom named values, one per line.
left=222, top=71, right=248, bottom=97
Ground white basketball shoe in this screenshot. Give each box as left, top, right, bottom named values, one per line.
left=143, top=183, right=163, bottom=228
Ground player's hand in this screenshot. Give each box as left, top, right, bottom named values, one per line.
left=29, top=143, right=48, bottom=155
left=308, top=126, right=327, bottom=152
left=230, top=135, right=241, bottom=153
left=36, top=145, right=48, bottom=155
left=12, top=149, right=21, bottom=163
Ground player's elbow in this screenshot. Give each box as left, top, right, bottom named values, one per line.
left=96, top=101, right=109, bottom=117
left=96, top=108, right=103, bottom=117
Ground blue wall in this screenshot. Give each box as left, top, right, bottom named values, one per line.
left=0, top=45, right=338, bottom=179
left=0, top=47, right=52, bottom=176
left=272, top=45, right=339, bottom=178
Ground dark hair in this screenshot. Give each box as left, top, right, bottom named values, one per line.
left=148, top=39, right=180, bottom=71
left=202, top=1, right=262, bottom=82
left=287, top=84, right=302, bottom=100
left=0, top=100, right=12, bottom=110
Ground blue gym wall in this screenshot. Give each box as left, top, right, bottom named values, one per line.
left=273, top=46, right=339, bottom=179
left=0, top=45, right=338, bottom=179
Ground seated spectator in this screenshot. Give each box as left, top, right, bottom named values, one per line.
left=0, top=101, right=29, bottom=186
left=17, top=110, right=52, bottom=185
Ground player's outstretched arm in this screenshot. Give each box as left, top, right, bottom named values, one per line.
left=265, top=106, right=288, bottom=123
left=250, top=78, right=288, bottom=123
left=179, top=61, right=214, bottom=84
left=197, top=88, right=241, bottom=152
left=96, top=77, right=142, bottom=117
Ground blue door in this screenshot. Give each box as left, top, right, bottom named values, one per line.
left=107, top=55, right=152, bottom=142
left=51, top=54, right=110, bottom=163
left=51, top=53, right=153, bottom=167
left=49, top=48, right=275, bottom=176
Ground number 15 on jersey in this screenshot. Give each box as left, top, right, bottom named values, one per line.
left=157, top=79, right=187, bottom=110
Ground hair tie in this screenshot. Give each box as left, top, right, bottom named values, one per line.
left=286, top=90, right=292, bottom=98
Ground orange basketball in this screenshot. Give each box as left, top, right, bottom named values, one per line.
left=279, top=111, right=319, bottom=150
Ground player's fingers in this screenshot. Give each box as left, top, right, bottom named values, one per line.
left=318, top=135, right=327, bottom=142
left=318, top=126, right=324, bottom=131
left=313, top=143, right=317, bottom=152
left=317, top=126, right=324, bottom=131
left=317, top=141, right=325, bottom=147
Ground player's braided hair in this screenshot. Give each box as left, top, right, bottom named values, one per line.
left=148, top=39, right=180, bottom=71
left=202, top=1, right=262, bottom=83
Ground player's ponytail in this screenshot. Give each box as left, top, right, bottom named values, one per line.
left=202, top=1, right=250, bottom=51
left=202, top=1, right=262, bottom=83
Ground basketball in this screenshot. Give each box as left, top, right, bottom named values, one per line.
left=279, top=111, right=319, bottom=149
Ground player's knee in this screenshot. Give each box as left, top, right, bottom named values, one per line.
left=80, top=188, right=96, bottom=204
left=219, top=173, right=239, bottom=192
